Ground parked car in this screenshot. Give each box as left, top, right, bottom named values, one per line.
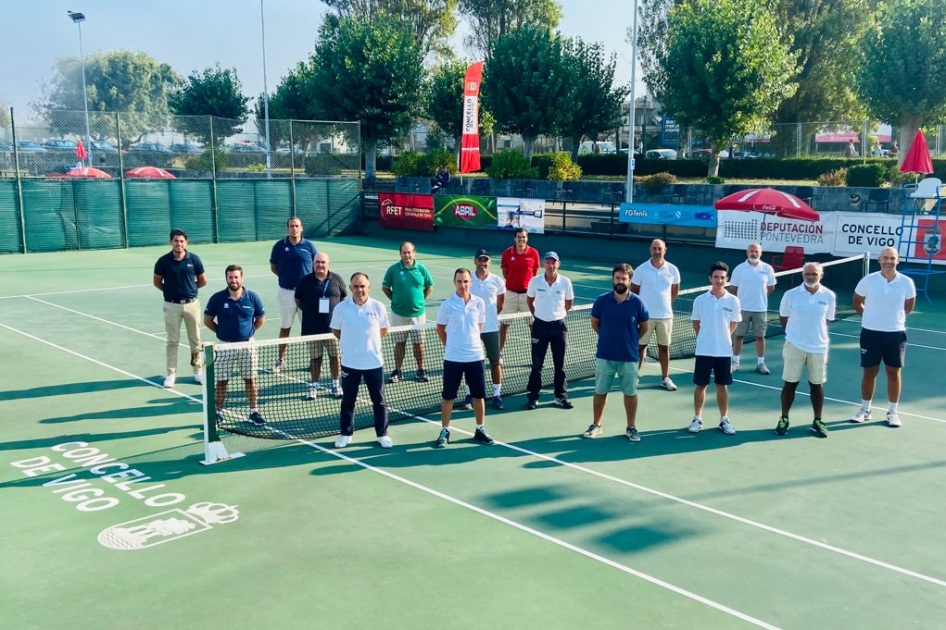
left=645, top=149, right=677, bottom=159
left=169, top=143, right=202, bottom=154
left=16, top=141, right=47, bottom=152
left=229, top=143, right=268, bottom=153
left=130, top=142, right=171, bottom=153
left=689, top=149, right=714, bottom=160
left=43, top=139, right=78, bottom=151
left=90, top=140, right=119, bottom=153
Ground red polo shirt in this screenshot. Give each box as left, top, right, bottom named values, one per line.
left=501, top=245, right=540, bottom=293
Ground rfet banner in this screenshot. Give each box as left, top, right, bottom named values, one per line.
left=378, top=192, right=435, bottom=232
left=619, top=203, right=716, bottom=228
left=434, top=194, right=497, bottom=229
left=497, top=197, right=545, bottom=233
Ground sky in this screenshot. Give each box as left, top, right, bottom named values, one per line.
left=0, top=0, right=640, bottom=124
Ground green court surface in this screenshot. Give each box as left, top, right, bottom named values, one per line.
left=2, top=236, right=946, bottom=630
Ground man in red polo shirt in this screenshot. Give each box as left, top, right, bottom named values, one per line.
left=499, top=227, right=540, bottom=354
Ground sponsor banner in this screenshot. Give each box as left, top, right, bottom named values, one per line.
left=497, top=197, right=545, bottom=233
left=378, top=192, right=435, bottom=232
left=831, top=212, right=905, bottom=257
left=619, top=203, right=716, bottom=228
left=914, top=218, right=944, bottom=261
left=460, top=61, right=485, bottom=173
left=434, top=194, right=497, bottom=229
left=717, top=210, right=833, bottom=254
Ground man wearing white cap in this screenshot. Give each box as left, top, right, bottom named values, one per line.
left=525, top=251, right=575, bottom=410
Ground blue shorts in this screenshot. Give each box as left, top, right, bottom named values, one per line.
left=442, top=360, right=486, bottom=400
left=859, top=328, right=907, bottom=369
left=693, top=355, right=733, bottom=386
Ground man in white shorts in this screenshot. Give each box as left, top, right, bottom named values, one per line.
left=632, top=239, right=681, bottom=390
left=775, top=262, right=837, bottom=438
left=729, top=242, right=776, bottom=374
left=499, top=228, right=540, bottom=354
left=382, top=242, right=434, bottom=383
left=269, top=217, right=317, bottom=371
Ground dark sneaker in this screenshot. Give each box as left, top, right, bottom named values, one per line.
left=626, top=426, right=641, bottom=442
left=273, top=358, right=286, bottom=373
left=491, top=395, right=505, bottom=410
left=582, top=424, right=602, bottom=438
left=215, top=410, right=226, bottom=425
left=434, top=427, right=450, bottom=448
left=473, top=426, right=495, bottom=445
left=416, top=369, right=430, bottom=383
left=248, top=410, right=266, bottom=426
left=461, top=394, right=473, bottom=410
left=553, top=396, right=574, bottom=409
left=525, top=397, right=538, bottom=410
left=775, top=416, right=790, bottom=436
left=388, top=369, right=402, bottom=384
left=810, top=418, right=829, bottom=438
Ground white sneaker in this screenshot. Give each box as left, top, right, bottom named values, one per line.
left=377, top=435, right=394, bottom=448
left=193, top=370, right=204, bottom=385
left=719, top=417, right=737, bottom=435
left=307, top=385, right=318, bottom=400
left=849, top=408, right=871, bottom=423
left=731, top=359, right=740, bottom=372
left=660, top=377, right=677, bottom=391
left=334, top=435, right=352, bottom=448
left=163, top=374, right=176, bottom=388
left=688, top=417, right=703, bottom=433
left=756, top=363, right=770, bottom=375
left=886, top=410, right=902, bottom=428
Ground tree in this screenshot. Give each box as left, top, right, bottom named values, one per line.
left=857, top=0, right=946, bottom=160
left=425, top=59, right=495, bottom=159
left=482, top=26, right=572, bottom=159
left=169, top=64, right=250, bottom=147
left=321, top=0, right=458, bottom=55
left=37, top=50, right=181, bottom=143
left=560, top=38, right=629, bottom=160
left=459, top=0, right=563, bottom=57
left=650, top=0, right=799, bottom=175
left=307, top=16, right=426, bottom=178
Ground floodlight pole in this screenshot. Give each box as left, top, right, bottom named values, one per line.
left=624, top=0, right=640, bottom=204
left=69, top=11, right=93, bottom=165
left=260, top=0, right=272, bottom=179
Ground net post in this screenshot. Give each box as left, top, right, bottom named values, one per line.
left=200, top=342, right=244, bottom=465
left=862, top=251, right=870, bottom=277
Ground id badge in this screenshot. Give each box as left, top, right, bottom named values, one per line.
left=319, top=298, right=330, bottom=313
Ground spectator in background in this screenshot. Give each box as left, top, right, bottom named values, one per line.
left=431, top=166, right=451, bottom=194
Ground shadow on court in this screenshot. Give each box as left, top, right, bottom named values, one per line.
left=0, top=378, right=147, bottom=401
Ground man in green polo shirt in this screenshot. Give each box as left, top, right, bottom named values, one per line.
left=382, top=241, right=435, bottom=383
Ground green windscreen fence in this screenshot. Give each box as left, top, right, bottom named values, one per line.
left=1, top=177, right=360, bottom=254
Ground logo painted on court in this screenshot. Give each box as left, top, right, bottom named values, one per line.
left=98, top=502, right=239, bottom=550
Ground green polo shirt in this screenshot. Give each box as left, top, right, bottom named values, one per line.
left=382, top=261, right=434, bottom=317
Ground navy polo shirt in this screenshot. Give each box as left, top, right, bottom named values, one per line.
left=154, top=251, right=205, bottom=302
left=590, top=291, right=649, bottom=362
left=270, top=237, right=317, bottom=290
left=204, top=288, right=265, bottom=342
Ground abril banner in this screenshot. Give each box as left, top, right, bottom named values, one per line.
left=434, top=194, right=498, bottom=229
left=619, top=203, right=716, bottom=228
left=497, top=197, right=545, bottom=233
left=378, top=192, right=435, bottom=232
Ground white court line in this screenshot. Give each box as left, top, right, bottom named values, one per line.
left=830, top=331, right=946, bottom=352
left=268, top=427, right=785, bottom=630
left=0, top=322, right=201, bottom=404
left=8, top=311, right=946, bottom=588
left=24, top=296, right=183, bottom=347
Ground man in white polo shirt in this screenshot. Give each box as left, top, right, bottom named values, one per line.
left=729, top=242, right=777, bottom=374
left=434, top=268, right=495, bottom=448
left=849, top=247, right=916, bottom=428
left=330, top=272, right=392, bottom=449
left=689, top=261, right=742, bottom=435
left=632, top=239, right=681, bottom=390
left=775, top=262, right=837, bottom=438
left=525, top=252, right=575, bottom=410
left=469, top=249, right=506, bottom=410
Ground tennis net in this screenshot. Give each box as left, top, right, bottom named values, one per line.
left=203, top=253, right=867, bottom=445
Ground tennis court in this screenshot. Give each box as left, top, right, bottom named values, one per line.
left=3, top=235, right=946, bottom=630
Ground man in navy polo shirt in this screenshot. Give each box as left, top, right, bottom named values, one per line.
left=583, top=263, right=650, bottom=441
left=270, top=217, right=317, bottom=371
left=204, top=265, right=267, bottom=426
left=153, top=228, right=207, bottom=389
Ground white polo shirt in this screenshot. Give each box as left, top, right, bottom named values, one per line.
left=780, top=285, right=836, bottom=353
left=632, top=260, right=681, bottom=319
left=730, top=260, right=776, bottom=312
left=330, top=297, right=389, bottom=370
left=691, top=290, right=742, bottom=357
left=471, top=271, right=506, bottom=333
left=855, top=271, right=916, bottom=332
left=527, top=273, right=575, bottom=322
left=436, top=293, right=486, bottom=362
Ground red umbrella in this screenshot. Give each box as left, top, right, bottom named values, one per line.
left=64, top=167, right=112, bottom=179
left=899, top=128, right=933, bottom=175
left=714, top=187, right=820, bottom=222
left=125, top=166, right=176, bottom=179
left=75, top=140, right=88, bottom=162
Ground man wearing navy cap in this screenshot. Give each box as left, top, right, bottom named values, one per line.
left=525, top=251, right=575, bottom=410
left=469, top=249, right=506, bottom=410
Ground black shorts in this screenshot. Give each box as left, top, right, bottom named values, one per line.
left=860, top=328, right=907, bottom=368
left=441, top=360, right=487, bottom=400
left=693, top=355, right=733, bottom=386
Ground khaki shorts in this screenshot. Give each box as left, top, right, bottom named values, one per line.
left=308, top=337, right=339, bottom=360
left=734, top=311, right=768, bottom=338
left=501, top=291, right=531, bottom=316
left=214, top=346, right=258, bottom=381
left=594, top=358, right=638, bottom=396
left=389, top=312, right=425, bottom=344
left=277, top=287, right=299, bottom=329
left=639, top=318, right=672, bottom=346
left=782, top=341, right=827, bottom=385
